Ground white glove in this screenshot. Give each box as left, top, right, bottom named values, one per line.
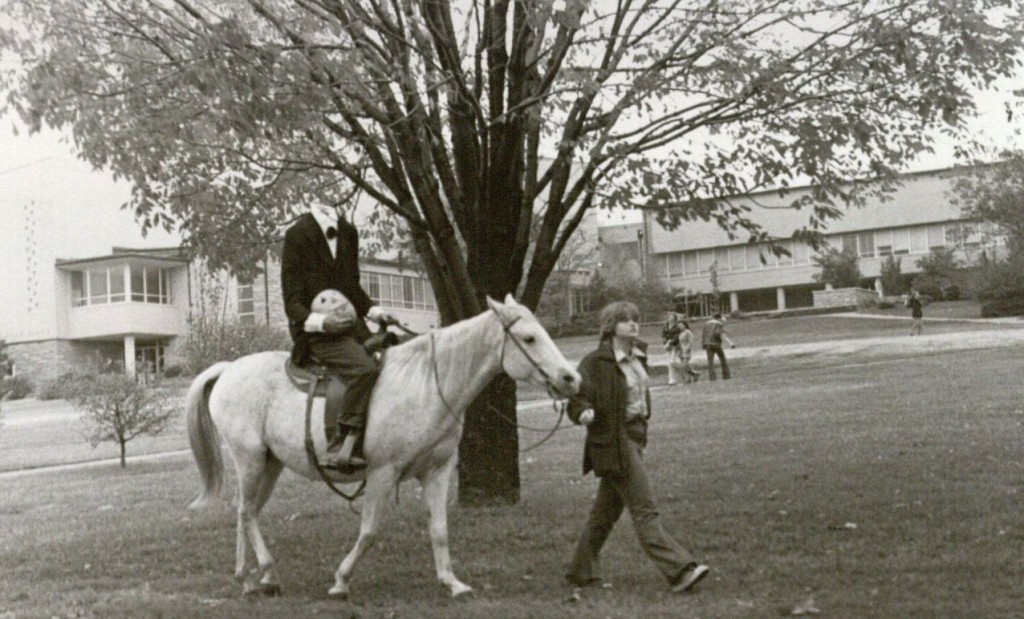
left=579, top=409, right=595, bottom=426
left=367, top=306, right=398, bottom=325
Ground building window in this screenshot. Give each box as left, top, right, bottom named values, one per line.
left=729, top=246, right=746, bottom=271
left=892, top=229, right=910, bottom=255
left=857, top=233, right=875, bottom=258
left=129, top=265, right=172, bottom=304
left=71, top=266, right=130, bottom=306
left=684, top=251, right=699, bottom=275
left=910, top=226, right=928, bottom=253
left=875, top=230, right=893, bottom=257
left=237, top=283, right=254, bottom=324
left=361, top=271, right=436, bottom=312
left=745, top=245, right=762, bottom=269
left=570, top=287, right=589, bottom=316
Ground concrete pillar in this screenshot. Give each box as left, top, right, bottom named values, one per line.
left=124, top=335, right=136, bottom=376
left=874, top=277, right=884, bottom=297
left=776, top=287, right=787, bottom=310
left=729, top=291, right=739, bottom=313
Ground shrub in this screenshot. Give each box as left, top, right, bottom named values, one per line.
left=36, top=372, right=96, bottom=401
left=1, top=376, right=33, bottom=400
left=162, top=365, right=183, bottom=378
left=180, top=315, right=292, bottom=375
left=876, top=301, right=895, bottom=309
left=912, top=279, right=944, bottom=301
left=942, top=284, right=962, bottom=301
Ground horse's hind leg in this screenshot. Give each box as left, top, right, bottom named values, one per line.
left=233, top=447, right=283, bottom=595
left=421, top=455, right=472, bottom=597
left=329, top=465, right=398, bottom=599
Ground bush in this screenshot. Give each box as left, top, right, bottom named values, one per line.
left=1, top=375, right=34, bottom=400
left=180, top=316, right=292, bottom=375
left=36, top=372, right=96, bottom=401
left=162, top=365, right=183, bottom=378
left=942, top=284, right=962, bottom=301
left=913, top=280, right=944, bottom=301
left=876, top=301, right=895, bottom=309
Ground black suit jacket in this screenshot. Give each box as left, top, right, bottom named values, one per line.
left=281, top=213, right=374, bottom=365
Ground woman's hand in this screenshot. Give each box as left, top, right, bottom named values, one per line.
left=579, top=409, right=595, bottom=426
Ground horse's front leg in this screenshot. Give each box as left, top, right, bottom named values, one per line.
left=421, top=454, right=472, bottom=597
left=329, top=465, right=398, bottom=599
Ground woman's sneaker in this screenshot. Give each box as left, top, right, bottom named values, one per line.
left=671, top=564, right=709, bottom=593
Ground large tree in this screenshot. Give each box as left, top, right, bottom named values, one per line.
left=2, top=0, right=1021, bottom=503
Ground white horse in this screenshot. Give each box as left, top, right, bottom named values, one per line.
left=185, top=294, right=580, bottom=598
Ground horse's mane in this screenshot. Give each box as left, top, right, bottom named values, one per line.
left=382, top=304, right=532, bottom=371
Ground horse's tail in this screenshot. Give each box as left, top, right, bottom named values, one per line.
left=186, top=361, right=231, bottom=510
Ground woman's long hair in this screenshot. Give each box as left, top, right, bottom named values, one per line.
left=598, top=301, right=640, bottom=341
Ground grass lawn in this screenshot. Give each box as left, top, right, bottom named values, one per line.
left=2, top=344, right=1022, bottom=617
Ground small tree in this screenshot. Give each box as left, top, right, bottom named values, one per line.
left=813, top=247, right=862, bottom=289
left=879, top=256, right=906, bottom=296
left=913, top=247, right=961, bottom=299
left=75, top=374, right=176, bottom=467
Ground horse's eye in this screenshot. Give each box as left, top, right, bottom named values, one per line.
left=523, top=336, right=536, bottom=344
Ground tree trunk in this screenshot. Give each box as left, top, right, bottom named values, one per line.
left=458, top=374, right=519, bottom=505
left=120, top=441, right=126, bottom=468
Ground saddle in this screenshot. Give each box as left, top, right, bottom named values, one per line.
left=284, top=331, right=400, bottom=442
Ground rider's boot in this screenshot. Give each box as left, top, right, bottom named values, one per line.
left=324, top=428, right=366, bottom=469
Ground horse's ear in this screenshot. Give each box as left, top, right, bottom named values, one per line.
left=504, top=293, right=518, bottom=306
left=486, top=296, right=503, bottom=312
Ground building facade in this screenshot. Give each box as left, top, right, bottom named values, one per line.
left=642, top=167, right=1003, bottom=315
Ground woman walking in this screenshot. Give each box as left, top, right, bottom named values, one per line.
left=564, top=301, right=709, bottom=595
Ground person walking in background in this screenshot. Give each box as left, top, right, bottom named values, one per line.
left=565, top=301, right=709, bottom=595
left=661, top=313, right=683, bottom=385
left=907, top=289, right=924, bottom=336
left=678, top=319, right=700, bottom=384
left=701, top=312, right=735, bottom=381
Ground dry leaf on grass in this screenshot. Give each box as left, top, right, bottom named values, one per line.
left=791, top=595, right=820, bottom=615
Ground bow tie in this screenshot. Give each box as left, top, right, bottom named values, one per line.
left=325, top=226, right=338, bottom=240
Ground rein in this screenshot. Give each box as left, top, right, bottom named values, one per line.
left=427, top=309, right=570, bottom=452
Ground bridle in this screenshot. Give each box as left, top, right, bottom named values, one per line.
left=426, top=307, right=571, bottom=451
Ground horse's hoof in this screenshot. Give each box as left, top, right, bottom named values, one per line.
left=451, top=585, right=474, bottom=599
left=327, top=584, right=349, bottom=600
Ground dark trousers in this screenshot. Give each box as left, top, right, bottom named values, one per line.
left=705, top=346, right=730, bottom=380
left=566, top=439, right=695, bottom=586
left=309, top=337, right=378, bottom=429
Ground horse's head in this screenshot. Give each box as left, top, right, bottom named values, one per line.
left=486, top=294, right=581, bottom=398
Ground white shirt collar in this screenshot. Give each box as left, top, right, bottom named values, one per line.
left=613, top=342, right=646, bottom=363
left=310, top=206, right=338, bottom=237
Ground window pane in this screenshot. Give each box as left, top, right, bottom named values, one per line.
left=792, top=242, right=809, bottom=265
left=146, top=267, right=161, bottom=302
left=858, top=233, right=875, bottom=258
left=402, top=277, right=414, bottom=309
left=715, top=248, right=731, bottom=271
left=745, top=245, right=762, bottom=269
left=89, top=270, right=108, bottom=304
left=892, top=229, right=910, bottom=254
left=910, top=227, right=928, bottom=253
left=161, top=269, right=172, bottom=302
left=109, top=267, right=125, bottom=302
left=71, top=271, right=86, bottom=306
left=730, top=247, right=746, bottom=270
left=684, top=251, right=699, bottom=275
left=927, top=224, right=946, bottom=249
left=131, top=266, right=145, bottom=302
left=777, top=241, right=793, bottom=266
